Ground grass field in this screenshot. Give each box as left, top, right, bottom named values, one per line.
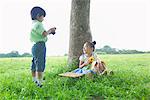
left=0, top=54, right=150, bottom=99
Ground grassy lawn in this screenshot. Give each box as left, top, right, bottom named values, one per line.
left=0, top=54, right=150, bottom=99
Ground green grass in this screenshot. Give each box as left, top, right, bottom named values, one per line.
left=0, top=54, right=150, bottom=99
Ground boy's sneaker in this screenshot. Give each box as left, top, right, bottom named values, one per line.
left=43, top=77, right=45, bottom=80
left=42, top=77, right=45, bottom=83
left=36, top=79, right=43, bottom=88
left=33, top=80, right=38, bottom=84
left=32, top=78, right=38, bottom=84
left=37, top=83, right=43, bottom=88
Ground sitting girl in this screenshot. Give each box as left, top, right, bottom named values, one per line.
left=73, top=41, right=108, bottom=75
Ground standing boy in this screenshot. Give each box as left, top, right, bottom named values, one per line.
left=30, top=6, right=56, bottom=87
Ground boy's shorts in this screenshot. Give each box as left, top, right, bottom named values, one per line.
left=31, top=41, right=46, bottom=72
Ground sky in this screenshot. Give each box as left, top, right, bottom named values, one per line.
left=0, top=0, right=150, bottom=56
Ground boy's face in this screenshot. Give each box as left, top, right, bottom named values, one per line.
left=37, top=15, right=44, bottom=22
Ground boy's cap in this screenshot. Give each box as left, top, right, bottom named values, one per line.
left=31, top=6, right=46, bottom=20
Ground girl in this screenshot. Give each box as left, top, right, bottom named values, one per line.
left=73, top=41, right=107, bottom=75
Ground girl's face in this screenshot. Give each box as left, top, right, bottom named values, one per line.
left=37, top=15, right=44, bottom=22
left=83, top=43, right=93, bottom=55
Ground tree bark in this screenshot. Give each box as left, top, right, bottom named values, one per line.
left=68, top=0, right=92, bottom=67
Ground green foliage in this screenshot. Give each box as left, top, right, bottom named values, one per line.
left=0, top=54, right=150, bottom=99
left=0, top=51, right=31, bottom=58
left=96, top=45, right=146, bottom=54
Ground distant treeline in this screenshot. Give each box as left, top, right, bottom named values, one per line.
left=0, top=51, right=31, bottom=58
left=0, top=45, right=150, bottom=57
left=96, top=45, right=150, bottom=54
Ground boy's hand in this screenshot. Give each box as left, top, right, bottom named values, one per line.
left=47, top=27, right=56, bottom=35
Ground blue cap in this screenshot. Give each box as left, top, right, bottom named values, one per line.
left=30, top=6, right=46, bottom=20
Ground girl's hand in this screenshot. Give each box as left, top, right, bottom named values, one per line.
left=79, top=61, right=89, bottom=68
left=79, top=65, right=83, bottom=68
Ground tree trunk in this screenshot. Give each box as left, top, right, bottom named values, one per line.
left=68, top=0, right=92, bottom=67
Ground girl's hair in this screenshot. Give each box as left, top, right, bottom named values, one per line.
left=85, top=41, right=96, bottom=51
left=31, top=6, right=46, bottom=20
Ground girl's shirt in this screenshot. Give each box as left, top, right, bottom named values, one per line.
left=30, top=20, right=48, bottom=43
left=79, top=52, right=98, bottom=70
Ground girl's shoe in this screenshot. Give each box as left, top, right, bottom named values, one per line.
left=101, top=70, right=107, bottom=75
left=108, top=70, right=114, bottom=75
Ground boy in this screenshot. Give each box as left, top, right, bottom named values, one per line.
left=30, top=6, right=56, bottom=87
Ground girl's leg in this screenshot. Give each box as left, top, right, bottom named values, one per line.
left=97, top=61, right=108, bottom=75
left=92, top=61, right=107, bottom=74
left=73, top=68, right=82, bottom=73
left=97, top=61, right=106, bottom=72
left=91, top=61, right=97, bottom=73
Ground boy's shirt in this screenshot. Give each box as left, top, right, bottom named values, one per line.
left=30, top=20, right=48, bottom=43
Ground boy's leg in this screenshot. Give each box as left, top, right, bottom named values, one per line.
left=31, top=57, right=37, bottom=83
left=32, top=71, right=36, bottom=77
left=36, top=71, right=44, bottom=87
left=32, top=71, right=37, bottom=83
left=36, top=42, right=46, bottom=87
left=37, top=71, right=43, bottom=86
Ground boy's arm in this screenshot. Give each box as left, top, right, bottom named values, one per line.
left=42, top=31, right=49, bottom=37
left=42, top=27, right=56, bottom=37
